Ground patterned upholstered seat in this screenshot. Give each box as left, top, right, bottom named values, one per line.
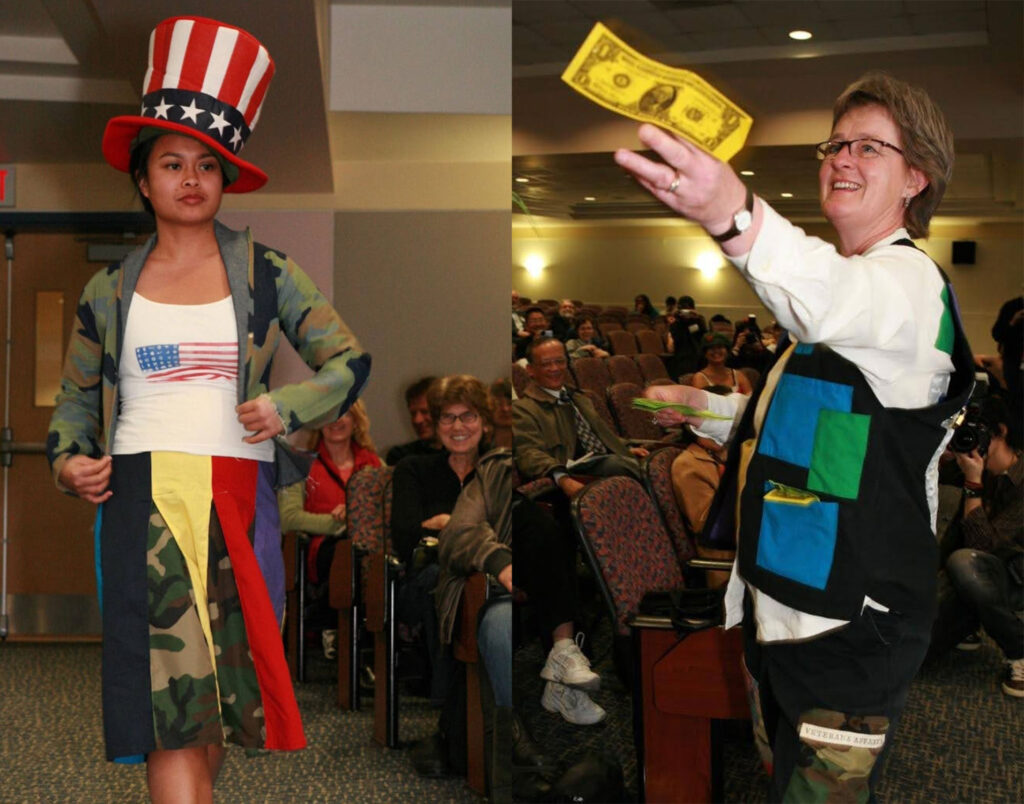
left=346, top=465, right=393, bottom=553
left=636, top=329, right=666, bottom=355
left=571, top=476, right=685, bottom=635
left=606, top=382, right=664, bottom=441
left=571, top=356, right=612, bottom=399
left=640, top=446, right=697, bottom=567
left=608, top=329, right=639, bottom=356
left=607, top=354, right=644, bottom=386
left=635, top=353, right=670, bottom=384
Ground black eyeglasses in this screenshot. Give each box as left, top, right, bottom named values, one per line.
left=815, top=138, right=904, bottom=161
left=438, top=410, right=480, bottom=426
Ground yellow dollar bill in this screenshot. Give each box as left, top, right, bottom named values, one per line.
left=561, top=22, right=753, bottom=162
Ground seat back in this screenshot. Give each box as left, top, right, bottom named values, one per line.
left=572, top=477, right=685, bottom=635
left=626, top=321, right=651, bottom=334
left=580, top=387, right=618, bottom=434
left=571, top=356, right=611, bottom=399
left=597, top=320, right=623, bottom=339
left=635, top=353, right=669, bottom=384
left=346, top=465, right=394, bottom=552
left=511, top=362, right=530, bottom=397
left=606, top=382, right=663, bottom=441
left=641, top=446, right=696, bottom=566
left=636, top=329, right=665, bottom=355
left=607, top=354, right=644, bottom=387
left=608, top=329, right=638, bottom=356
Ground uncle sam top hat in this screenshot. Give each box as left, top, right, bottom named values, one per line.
left=102, top=16, right=275, bottom=193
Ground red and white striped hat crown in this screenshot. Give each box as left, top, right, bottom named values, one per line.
left=102, top=16, right=275, bottom=193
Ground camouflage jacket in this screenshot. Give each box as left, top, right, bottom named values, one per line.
left=47, top=220, right=371, bottom=490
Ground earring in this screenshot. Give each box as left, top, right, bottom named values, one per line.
left=903, top=196, right=911, bottom=208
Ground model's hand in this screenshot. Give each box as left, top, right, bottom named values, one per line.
left=59, top=455, right=113, bottom=504
left=331, top=503, right=346, bottom=522
left=237, top=396, right=285, bottom=444
left=614, top=124, right=757, bottom=253
left=954, top=449, right=985, bottom=485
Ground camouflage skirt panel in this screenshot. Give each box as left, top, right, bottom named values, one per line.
left=99, top=452, right=305, bottom=762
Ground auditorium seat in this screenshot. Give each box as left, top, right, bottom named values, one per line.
left=608, top=330, right=639, bottom=356
left=606, top=354, right=644, bottom=387
left=635, top=353, right=670, bottom=385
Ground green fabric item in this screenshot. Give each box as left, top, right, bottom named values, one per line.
left=807, top=409, right=871, bottom=500
left=935, top=284, right=955, bottom=355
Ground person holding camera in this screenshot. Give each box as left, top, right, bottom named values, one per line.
left=938, top=396, right=1023, bottom=696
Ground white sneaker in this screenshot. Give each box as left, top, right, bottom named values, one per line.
left=1002, top=658, right=1024, bottom=698
left=541, top=681, right=606, bottom=725
left=540, top=634, right=600, bottom=691
left=322, top=629, right=338, bottom=660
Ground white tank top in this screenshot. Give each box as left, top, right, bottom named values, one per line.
left=112, top=294, right=274, bottom=461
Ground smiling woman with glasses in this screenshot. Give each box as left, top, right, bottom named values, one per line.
left=617, top=72, right=975, bottom=799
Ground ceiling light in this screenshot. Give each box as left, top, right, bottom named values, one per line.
left=788, top=30, right=812, bottom=41
left=740, top=170, right=755, bottom=176
left=695, top=251, right=722, bottom=278
left=584, top=196, right=596, bottom=201
left=780, top=192, right=794, bottom=198
left=515, top=177, right=529, bottom=183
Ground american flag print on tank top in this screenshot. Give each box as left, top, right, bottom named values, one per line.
left=136, top=341, right=238, bottom=383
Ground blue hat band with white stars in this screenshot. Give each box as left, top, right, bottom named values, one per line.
left=140, top=89, right=252, bottom=155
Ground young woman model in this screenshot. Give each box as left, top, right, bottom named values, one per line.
left=689, top=332, right=753, bottom=394
left=47, top=17, right=369, bottom=803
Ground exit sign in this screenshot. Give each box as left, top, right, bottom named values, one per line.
left=0, top=165, right=13, bottom=207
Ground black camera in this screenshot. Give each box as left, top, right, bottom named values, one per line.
left=949, top=408, right=992, bottom=456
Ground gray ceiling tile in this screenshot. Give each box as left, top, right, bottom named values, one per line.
left=909, top=10, right=987, bottom=34
left=664, top=3, right=751, bottom=32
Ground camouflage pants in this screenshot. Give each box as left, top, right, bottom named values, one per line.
left=743, top=604, right=932, bottom=803
left=147, top=499, right=264, bottom=751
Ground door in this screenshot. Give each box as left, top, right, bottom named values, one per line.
left=0, top=231, right=142, bottom=637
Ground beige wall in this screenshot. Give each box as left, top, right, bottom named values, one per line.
left=513, top=219, right=1023, bottom=354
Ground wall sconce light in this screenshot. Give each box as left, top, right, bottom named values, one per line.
left=524, top=253, right=546, bottom=278
left=695, top=250, right=722, bottom=279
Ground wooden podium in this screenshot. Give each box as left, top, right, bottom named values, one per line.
left=632, top=618, right=749, bottom=803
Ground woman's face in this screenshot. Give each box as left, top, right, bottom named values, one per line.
left=705, top=345, right=727, bottom=365
left=321, top=411, right=354, bottom=445
left=138, top=134, right=224, bottom=224
left=577, top=320, right=595, bottom=340
left=491, top=394, right=513, bottom=428
left=818, top=104, right=926, bottom=248
left=634, top=297, right=645, bottom=311
left=437, top=401, right=483, bottom=457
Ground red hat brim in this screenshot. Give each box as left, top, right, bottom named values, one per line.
left=102, top=116, right=267, bottom=193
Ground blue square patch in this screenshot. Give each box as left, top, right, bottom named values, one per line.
left=756, top=497, right=839, bottom=590
left=758, top=374, right=854, bottom=469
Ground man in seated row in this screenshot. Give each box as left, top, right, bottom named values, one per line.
left=385, top=375, right=442, bottom=466
left=514, top=307, right=550, bottom=362
left=512, top=337, right=646, bottom=502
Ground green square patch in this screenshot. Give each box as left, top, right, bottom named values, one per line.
left=935, top=285, right=955, bottom=355
left=807, top=409, right=871, bottom=499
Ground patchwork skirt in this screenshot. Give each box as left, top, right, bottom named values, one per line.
left=98, top=452, right=305, bottom=762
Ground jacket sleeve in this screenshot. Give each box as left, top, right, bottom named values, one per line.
left=512, top=400, right=560, bottom=480
left=263, top=250, right=372, bottom=433
left=277, top=480, right=345, bottom=536
left=47, top=268, right=113, bottom=490
left=438, top=468, right=511, bottom=580
left=959, top=479, right=1023, bottom=556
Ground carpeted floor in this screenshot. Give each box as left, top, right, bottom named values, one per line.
left=0, top=642, right=478, bottom=804
left=515, top=619, right=1024, bottom=803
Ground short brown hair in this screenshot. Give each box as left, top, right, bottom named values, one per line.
left=427, top=374, right=494, bottom=431
left=832, top=72, right=954, bottom=239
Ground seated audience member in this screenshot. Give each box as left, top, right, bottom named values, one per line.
left=762, top=320, right=784, bottom=354
left=633, top=293, right=659, bottom=321
left=708, top=313, right=733, bottom=335
left=437, top=450, right=604, bottom=736
left=663, top=295, right=678, bottom=318
left=513, top=337, right=646, bottom=500
left=490, top=378, right=514, bottom=449
left=689, top=333, right=753, bottom=394
left=666, top=295, right=707, bottom=377
left=565, top=315, right=610, bottom=360
left=930, top=396, right=1023, bottom=695
left=385, top=376, right=443, bottom=466
left=668, top=386, right=735, bottom=588
left=512, top=289, right=528, bottom=339
left=551, top=299, right=577, bottom=342
left=731, top=314, right=770, bottom=374
left=392, top=375, right=493, bottom=704
left=277, top=401, right=381, bottom=658
left=514, top=306, right=550, bottom=361
left=991, top=295, right=1023, bottom=435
